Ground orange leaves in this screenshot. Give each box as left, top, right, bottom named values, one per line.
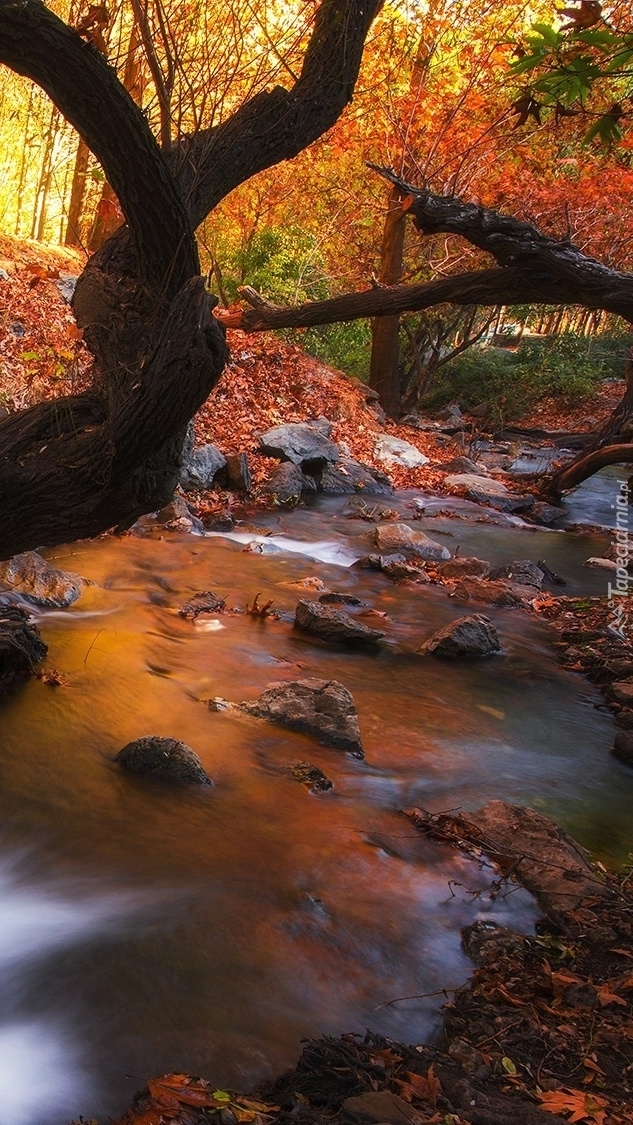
left=73, top=4, right=110, bottom=54
left=96, top=196, right=123, bottom=222
left=393, top=1066, right=442, bottom=1106
left=111, top=1075, right=279, bottom=1125
left=537, top=1087, right=608, bottom=1124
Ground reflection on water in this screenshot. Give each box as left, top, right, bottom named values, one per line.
left=1, top=492, right=631, bottom=1123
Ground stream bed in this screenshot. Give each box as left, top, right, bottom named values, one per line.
left=0, top=476, right=632, bottom=1125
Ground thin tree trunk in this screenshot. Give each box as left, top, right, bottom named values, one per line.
left=65, top=136, right=90, bottom=248
left=369, top=185, right=407, bottom=418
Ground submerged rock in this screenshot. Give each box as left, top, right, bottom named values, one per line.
left=115, top=737, right=211, bottom=785
left=0, top=550, right=87, bottom=608
left=243, top=677, right=363, bottom=755
left=0, top=603, right=47, bottom=688
left=294, top=599, right=385, bottom=645
left=419, top=613, right=501, bottom=658
left=179, top=591, right=226, bottom=619
left=381, top=557, right=427, bottom=582
left=258, top=423, right=339, bottom=469
left=290, top=762, right=334, bottom=792
left=408, top=799, right=611, bottom=923
left=374, top=522, right=450, bottom=561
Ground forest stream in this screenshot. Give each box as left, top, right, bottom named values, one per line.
left=1, top=474, right=632, bottom=1125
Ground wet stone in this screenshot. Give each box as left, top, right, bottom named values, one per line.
left=179, top=591, right=226, bottom=619
left=180, top=443, right=227, bottom=491
left=613, top=730, right=633, bottom=765
left=0, top=550, right=87, bottom=608
left=319, top=593, right=365, bottom=606
left=320, top=457, right=393, bottom=495
left=0, top=603, right=47, bottom=687
left=419, top=614, right=501, bottom=659
left=436, top=556, right=491, bottom=580
left=115, top=737, right=212, bottom=785
left=294, top=600, right=385, bottom=647
left=242, top=677, right=363, bottom=755
left=609, top=681, right=633, bottom=706
left=489, top=560, right=544, bottom=589
left=614, top=709, right=633, bottom=730
left=453, top=576, right=535, bottom=607
left=260, top=462, right=305, bottom=503
left=374, top=522, right=450, bottom=561
left=382, top=558, right=427, bottom=582
left=290, top=762, right=334, bottom=792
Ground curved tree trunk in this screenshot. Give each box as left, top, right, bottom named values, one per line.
left=0, top=0, right=383, bottom=559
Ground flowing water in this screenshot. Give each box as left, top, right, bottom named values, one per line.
left=1, top=477, right=632, bottom=1124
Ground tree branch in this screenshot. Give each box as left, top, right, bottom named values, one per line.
left=0, top=0, right=197, bottom=296
left=223, top=263, right=633, bottom=331
left=368, top=164, right=632, bottom=288
left=172, top=0, right=384, bottom=225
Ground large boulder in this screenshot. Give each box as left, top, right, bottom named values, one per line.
left=374, top=522, right=450, bottom=561
left=0, top=550, right=87, bottom=607
left=242, top=677, right=363, bottom=755
left=294, top=599, right=385, bottom=645
left=258, top=423, right=339, bottom=469
left=320, top=457, right=393, bottom=495
left=419, top=613, right=501, bottom=658
left=445, top=473, right=535, bottom=513
left=373, top=434, right=429, bottom=469
left=115, top=736, right=211, bottom=785
left=0, top=603, right=47, bottom=688
left=180, top=443, right=227, bottom=491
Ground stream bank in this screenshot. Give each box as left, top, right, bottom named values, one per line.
left=95, top=801, right=633, bottom=1125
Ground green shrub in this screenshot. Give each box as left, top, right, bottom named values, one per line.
left=423, top=333, right=631, bottom=424
left=289, top=320, right=372, bottom=379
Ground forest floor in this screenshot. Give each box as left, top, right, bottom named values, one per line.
left=1, top=235, right=632, bottom=1125
left=0, top=232, right=623, bottom=497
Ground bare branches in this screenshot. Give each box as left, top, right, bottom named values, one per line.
left=173, top=0, right=384, bottom=225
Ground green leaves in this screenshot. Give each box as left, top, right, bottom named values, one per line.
left=509, top=10, right=633, bottom=148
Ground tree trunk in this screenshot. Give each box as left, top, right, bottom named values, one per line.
left=0, top=0, right=383, bottom=559
left=369, top=186, right=407, bottom=418
left=65, top=137, right=90, bottom=248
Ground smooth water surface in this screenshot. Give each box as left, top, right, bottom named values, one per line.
left=0, top=492, right=631, bottom=1124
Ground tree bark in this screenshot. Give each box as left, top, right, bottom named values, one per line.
left=369, top=186, right=407, bottom=419
left=0, top=0, right=384, bottom=559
